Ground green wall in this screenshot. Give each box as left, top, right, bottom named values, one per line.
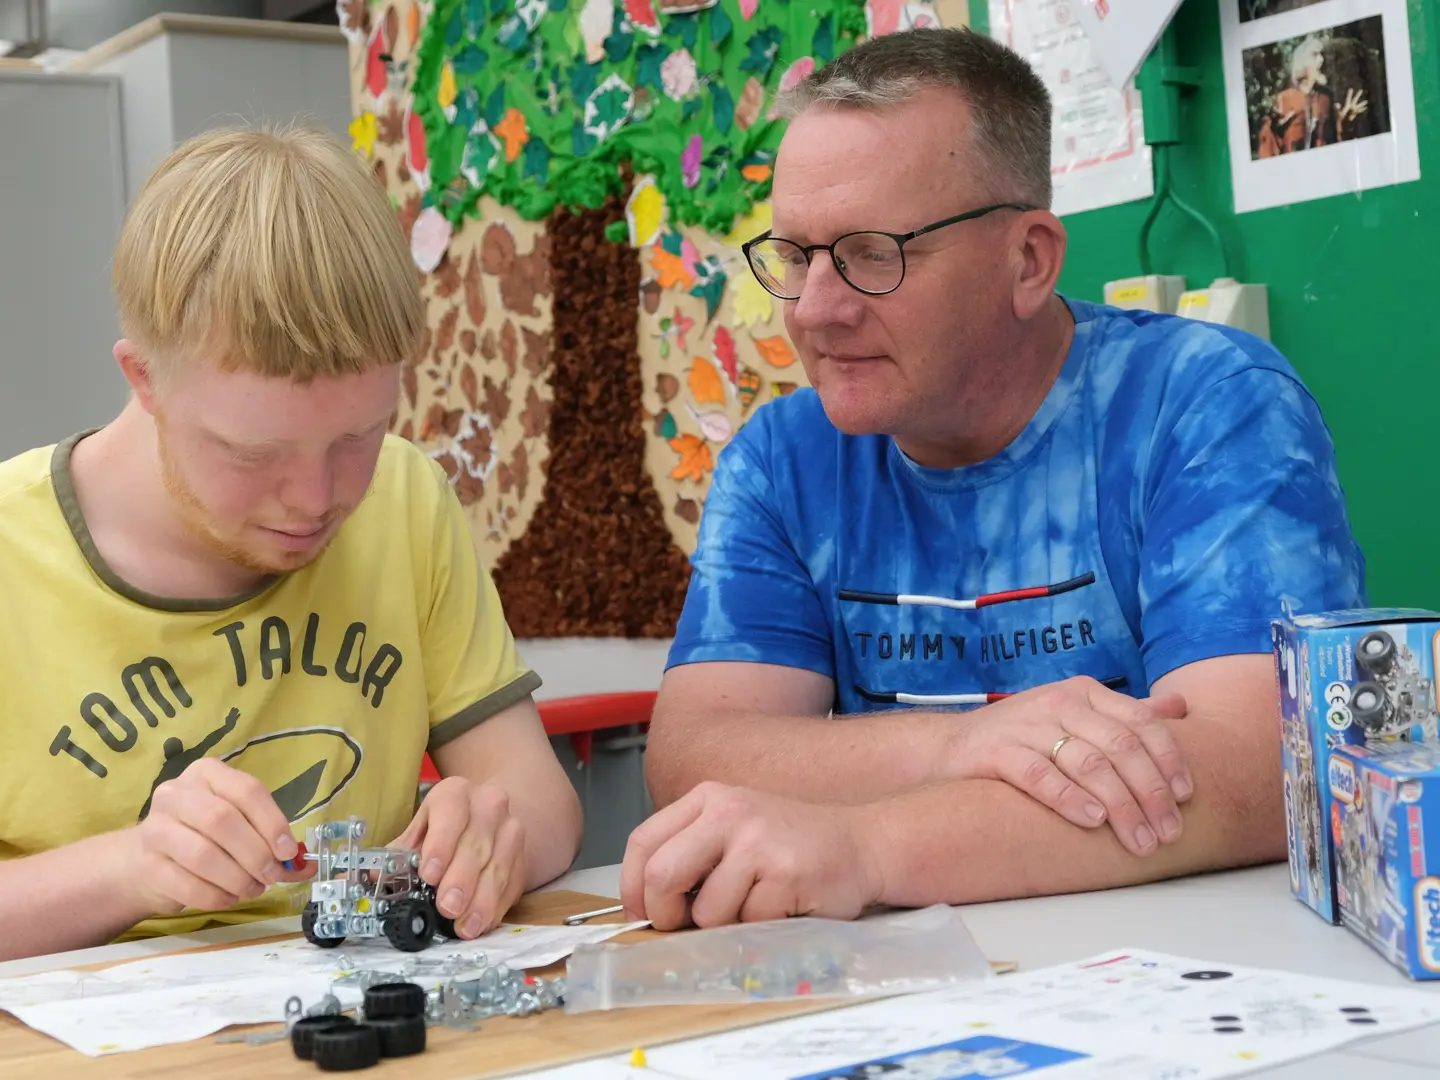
left=969, top=0, right=1440, bottom=608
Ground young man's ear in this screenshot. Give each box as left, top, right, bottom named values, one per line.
left=114, top=340, right=161, bottom=412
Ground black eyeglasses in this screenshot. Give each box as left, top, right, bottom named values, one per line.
left=742, top=202, right=1037, bottom=300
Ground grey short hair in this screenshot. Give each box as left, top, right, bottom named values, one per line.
left=776, top=27, right=1053, bottom=209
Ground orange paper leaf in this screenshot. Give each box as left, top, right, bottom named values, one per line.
left=651, top=247, right=694, bottom=290
left=741, top=164, right=773, bottom=183
left=669, top=434, right=713, bottom=482
left=688, top=356, right=726, bottom=405
left=493, top=107, right=530, bottom=163
left=752, top=335, right=797, bottom=369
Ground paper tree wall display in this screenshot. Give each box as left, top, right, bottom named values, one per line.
left=343, top=0, right=958, bottom=636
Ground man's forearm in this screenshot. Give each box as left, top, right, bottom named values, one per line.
left=848, top=718, right=1284, bottom=906
left=0, top=832, right=152, bottom=960
left=647, top=708, right=961, bottom=808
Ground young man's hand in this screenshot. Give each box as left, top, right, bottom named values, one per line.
left=127, top=757, right=314, bottom=916
left=393, top=777, right=527, bottom=939
left=619, top=782, right=881, bottom=931
left=944, top=676, right=1192, bottom=857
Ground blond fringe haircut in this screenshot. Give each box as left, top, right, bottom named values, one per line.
left=113, top=123, right=425, bottom=387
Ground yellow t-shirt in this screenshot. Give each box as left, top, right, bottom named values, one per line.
left=0, top=431, right=540, bottom=939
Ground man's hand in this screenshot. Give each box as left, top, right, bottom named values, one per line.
left=394, top=776, right=527, bottom=939
left=128, top=758, right=314, bottom=915
left=620, top=782, right=881, bottom=931
left=947, top=676, right=1193, bottom=857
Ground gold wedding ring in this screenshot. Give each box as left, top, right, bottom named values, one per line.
left=1049, top=735, right=1076, bottom=764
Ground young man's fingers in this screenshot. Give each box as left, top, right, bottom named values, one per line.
left=458, top=819, right=524, bottom=938
left=149, top=856, right=242, bottom=914
left=416, top=784, right=473, bottom=887
left=151, top=817, right=267, bottom=901
left=434, top=829, right=491, bottom=921
left=171, top=792, right=284, bottom=887
left=197, top=761, right=300, bottom=864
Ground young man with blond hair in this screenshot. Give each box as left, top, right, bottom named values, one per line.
left=0, top=125, right=582, bottom=960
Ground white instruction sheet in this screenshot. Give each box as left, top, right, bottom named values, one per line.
left=539, top=948, right=1440, bottom=1079
left=0, top=919, right=645, bottom=1055
left=989, top=0, right=1153, bottom=217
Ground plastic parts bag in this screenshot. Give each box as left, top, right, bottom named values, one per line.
left=563, top=904, right=993, bottom=1013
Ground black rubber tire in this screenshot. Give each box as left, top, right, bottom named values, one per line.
left=1356, top=630, right=1397, bottom=675
left=1351, top=680, right=1394, bottom=733
left=290, top=1015, right=355, bottom=1061
left=302, top=902, right=345, bottom=949
left=382, top=900, right=436, bottom=952
left=363, top=981, right=427, bottom=1020
left=420, top=885, right=458, bottom=940
left=434, top=908, right=458, bottom=940
left=369, top=1014, right=427, bottom=1057
left=313, top=1024, right=382, bottom=1071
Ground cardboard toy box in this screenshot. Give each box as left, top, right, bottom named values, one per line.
left=1272, top=609, right=1440, bottom=924
left=1329, top=741, right=1440, bottom=979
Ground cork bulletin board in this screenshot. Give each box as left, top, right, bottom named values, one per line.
left=342, top=0, right=966, bottom=637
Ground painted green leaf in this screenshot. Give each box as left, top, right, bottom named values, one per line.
left=571, top=118, right=597, bottom=156
left=709, top=82, right=734, bottom=135
left=561, top=14, right=582, bottom=57
left=447, top=6, right=466, bottom=45
left=692, top=272, right=727, bottom=323
left=464, top=0, right=486, bottom=35
left=636, top=41, right=670, bottom=89
left=497, top=13, right=530, bottom=50
left=660, top=410, right=678, bottom=439
left=738, top=27, right=782, bottom=78
left=570, top=61, right=599, bottom=102
left=586, top=75, right=634, bottom=140
left=452, top=42, right=489, bottom=74
left=707, top=2, right=733, bottom=48
left=682, top=95, right=701, bottom=121
left=660, top=232, right=684, bottom=257
left=522, top=137, right=551, bottom=184
left=813, top=14, right=834, bottom=62
left=484, top=85, right=507, bottom=127
left=452, top=86, right=480, bottom=132
left=665, top=12, right=699, bottom=50
left=604, top=7, right=634, bottom=62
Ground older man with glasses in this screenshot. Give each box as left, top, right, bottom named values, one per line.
left=620, top=27, right=1365, bottom=931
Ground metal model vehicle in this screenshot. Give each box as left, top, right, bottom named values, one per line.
left=300, top=816, right=456, bottom=952
left=1349, top=630, right=1439, bottom=743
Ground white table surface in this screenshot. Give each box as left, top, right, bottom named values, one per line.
left=3, top=861, right=1439, bottom=1077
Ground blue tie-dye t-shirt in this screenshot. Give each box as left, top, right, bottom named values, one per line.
left=667, top=298, right=1367, bottom=713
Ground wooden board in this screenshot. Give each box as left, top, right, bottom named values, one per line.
left=0, top=890, right=874, bottom=1080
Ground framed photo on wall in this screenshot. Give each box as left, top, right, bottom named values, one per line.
left=1220, top=0, right=1420, bottom=213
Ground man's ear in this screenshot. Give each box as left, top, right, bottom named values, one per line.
left=114, top=339, right=161, bottom=412
left=1010, top=210, right=1068, bottom=323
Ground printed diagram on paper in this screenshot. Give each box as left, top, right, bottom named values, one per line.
left=610, top=950, right=1440, bottom=1080
left=988, top=0, right=1152, bottom=217
left=0, top=919, right=643, bottom=1056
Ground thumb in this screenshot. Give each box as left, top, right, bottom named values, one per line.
left=391, top=803, right=429, bottom=852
